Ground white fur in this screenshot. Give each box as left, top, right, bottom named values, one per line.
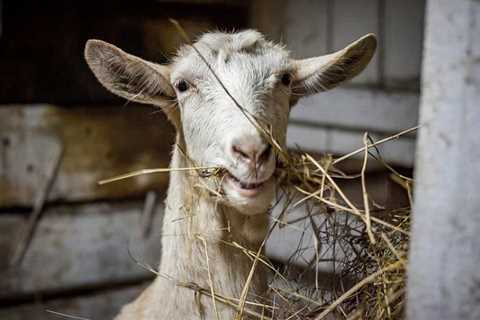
left=117, top=31, right=290, bottom=320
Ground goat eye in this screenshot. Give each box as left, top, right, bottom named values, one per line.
left=176, top=80, right=189, bottom=92
left=281, top=73, right=292, bottom=86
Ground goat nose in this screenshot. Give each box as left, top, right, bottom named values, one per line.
left=231, top=139, right=272, bottom=165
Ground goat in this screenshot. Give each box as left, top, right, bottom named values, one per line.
left=84, top=29, right=376, bottom=320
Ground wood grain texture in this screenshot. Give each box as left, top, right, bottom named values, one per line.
left=0, top=284, right=146, bottom=320
left=290, top=87, right=420, bottom=132
left=0, top=104, right=175, bottom=207
left=0, top=202, right=163, bottom=299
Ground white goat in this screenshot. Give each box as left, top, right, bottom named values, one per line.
left=84, top=29, right=376, bottom=320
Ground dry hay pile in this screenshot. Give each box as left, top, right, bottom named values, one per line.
left=264, top=140, right=412, bottom=320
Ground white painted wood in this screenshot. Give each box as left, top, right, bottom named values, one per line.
left=0, top=202, right=163, bottom=297
left=290, top=88, right=420, bottom=132
left=288, top=87, right=419, bottom=167
left=384, top=0, right=425, bottom=89
left=255, top=0, right=427, bottom=89
left=331, top=0, right=380, bottom=84
left=287, top=123, right=416, bottom=167
left=0, top=131, right=62, bottom=208
left=283, top=0, right=329, bottom=58
left=0, top=104, right=173, bottom=207
left=408, top=1, right=480, bottom=319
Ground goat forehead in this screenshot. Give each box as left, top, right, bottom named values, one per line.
left=197, top=30, right=263, bottom=51
left=171, top=30, right=290, bottom=81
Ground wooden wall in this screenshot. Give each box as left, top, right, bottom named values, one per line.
left=252, top=0, right=424, bottom=277
left=252, top=0, right=425, bottom=167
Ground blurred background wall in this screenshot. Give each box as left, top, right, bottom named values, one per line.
left=0, top=0, right=424, bottom=318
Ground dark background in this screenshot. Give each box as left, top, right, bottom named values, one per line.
left=0, top=0, right=247, bottom=105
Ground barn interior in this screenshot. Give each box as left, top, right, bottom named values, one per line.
left=0, top=0, right=429, bottom=319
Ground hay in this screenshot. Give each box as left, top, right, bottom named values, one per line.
left=260, top=131, right=411, bottom=320
left=99, top=126, right=412, bottom=320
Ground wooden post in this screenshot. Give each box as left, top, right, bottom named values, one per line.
left=407, top=0, right=480, bottom=319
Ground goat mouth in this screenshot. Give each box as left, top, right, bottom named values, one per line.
left=224, top=171, right=271, bottom=197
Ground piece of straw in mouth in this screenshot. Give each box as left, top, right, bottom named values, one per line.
left=98, top=166, right=221, bottom=185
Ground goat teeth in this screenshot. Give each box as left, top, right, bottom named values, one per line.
left=227, top=173, right=261, bottom=189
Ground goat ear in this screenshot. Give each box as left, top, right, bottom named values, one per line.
left=291, top=34, right=377, bottom=98
left=84, top=39, right=175, bottom=108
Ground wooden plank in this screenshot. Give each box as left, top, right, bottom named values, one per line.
left=283, top=0, right=329, bottom=58
left=0, top=284, right=146, bottom=320
left=0, top=202, right=162, bottom=298
left=331, top=0, right=380, bottom=85
left=384, top=0, right=425, bottom=89
left=290, top=87, right=420, bottom=133
left=288, top=87, right=419, bottom=168
left=0, top=104, right=175, bottom=207
left=408, top=1, right=480, bottom=318
left=287, top=123, right=416, bottom=167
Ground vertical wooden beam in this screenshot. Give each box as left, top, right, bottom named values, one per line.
left=408, top=0, right=480, bottom=319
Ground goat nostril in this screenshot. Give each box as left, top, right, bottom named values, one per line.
left=232, top=143, right=272, bottom=165
left=259, top=144, right=272, bottom=163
